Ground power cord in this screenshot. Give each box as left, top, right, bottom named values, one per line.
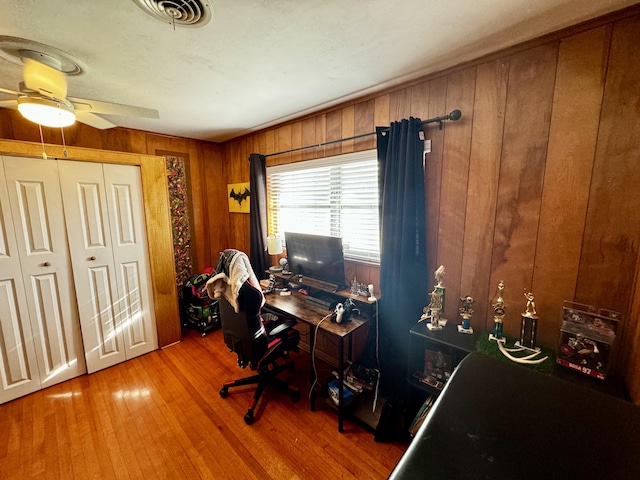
left=308, top=296, right=381, bottom=414
left=371, top=297, right=381, bottom=413
left=309, top=313, right=332, bottom=403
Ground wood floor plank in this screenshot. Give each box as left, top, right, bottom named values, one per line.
left=154, top=347, right=274, bottom=479
left=50, top=386, right=73, bottom=480
left=141, top=346, right=271, bottom=479
left=0, top=397, right=23, bottom=478
left=102, top=367, right=155, bottom=479
left=0, top=328, right=406, bottom=479
left=61, top=380, right=91, bottom=479
left=20, top=390, right=37, bottom=478
left=126, top=360, right=204, bottom=480
left=91, top=370, right=140, bottom=480
left=76, top=376, right=116, bottom=479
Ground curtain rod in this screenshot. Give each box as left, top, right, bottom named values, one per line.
left=261, top=110, right=462, bottom=158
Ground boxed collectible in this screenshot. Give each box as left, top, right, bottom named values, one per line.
left=423, top=348, right=452, bottom=382
left=328, top=380, right=354, bottom=407
left=556, top=301, right=620, bottom=380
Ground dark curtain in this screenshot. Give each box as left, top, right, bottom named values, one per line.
left=376, top=117, right=429, bottom=392
left=249, top=153, right=269, bottom=279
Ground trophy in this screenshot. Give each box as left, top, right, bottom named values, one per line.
left=489, top=281, right=506, bottom=343
left=493, top=287, right=548, bottom=365
left=519, top=289, right=539, bottom=350
left=418, top=265, right=448, bottom=330
left=457, top=296, right=474, bottom=334
left=419, top=287, right=444, bottom=330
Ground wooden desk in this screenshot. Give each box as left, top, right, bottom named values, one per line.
left=264, top=291, right=370, bottom=432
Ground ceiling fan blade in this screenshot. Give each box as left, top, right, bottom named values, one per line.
left=0, top=86, right=20, bottom=96
left=0, top=99, right=18, bottom=109
left=23, top=57, right=67, bottom=99
left=69, top=97, right=159, bottom=119
left=75, top=110, right=117, bottom=130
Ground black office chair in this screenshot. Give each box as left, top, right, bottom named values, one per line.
left=218, top=280, right=301, bottom=424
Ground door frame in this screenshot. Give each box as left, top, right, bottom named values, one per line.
left=0, top=139, right=180, bottom=348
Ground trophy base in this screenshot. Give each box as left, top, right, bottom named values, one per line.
left=457, top=325, right=474, bottom=334
left=426, top=323, right=443, bottom=331
left=514, top=341, right=541, bottom=353
left=488, top=334, right=506, bottom=343
left=439, top=318, right=447, bottom=326
left=497, top=340, right=548, bottom=364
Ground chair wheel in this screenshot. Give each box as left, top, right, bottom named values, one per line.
left=219, top=387, right=228, bottom=398
left=244, top=412, right=254, bottom=425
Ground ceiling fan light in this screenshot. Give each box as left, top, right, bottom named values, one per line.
left=17, top=96, right=76, bottom=128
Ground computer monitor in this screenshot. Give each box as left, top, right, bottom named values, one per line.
left=284, top=232, right=346, bottom=290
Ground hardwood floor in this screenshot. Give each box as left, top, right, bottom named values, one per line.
left=0, top=328, right=407, bottom=479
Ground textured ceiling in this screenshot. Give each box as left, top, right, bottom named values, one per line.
left=0, top=0, right=637, bottom=142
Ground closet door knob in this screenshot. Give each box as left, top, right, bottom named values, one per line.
left=89, top=256, right=96, bottom=261
left=43, top=262, right=51, bottom=267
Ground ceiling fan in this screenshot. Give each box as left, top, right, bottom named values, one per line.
left=0, top=50, right=159, bottom=129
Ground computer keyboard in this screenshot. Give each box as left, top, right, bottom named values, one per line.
left=306, top=290, right=338, bottom=310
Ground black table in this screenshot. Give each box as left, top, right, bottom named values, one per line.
left=390, top=352, right=640, bottom=479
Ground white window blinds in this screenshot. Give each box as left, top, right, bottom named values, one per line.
left=267, top=149, right=380, bottom=263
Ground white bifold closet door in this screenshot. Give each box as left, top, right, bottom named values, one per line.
left=57, top=160, right=157, bottom=374
left=0, top=156, right=158, bottom=404
left=0, top=156, right=86, bottom=404
left=0, top=161, right=43, bottom=402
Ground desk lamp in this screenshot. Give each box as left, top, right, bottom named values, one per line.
left=267, top=235, right=284, bottom=273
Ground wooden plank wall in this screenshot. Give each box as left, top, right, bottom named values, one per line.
left=220, top=10, right=640, bottom=395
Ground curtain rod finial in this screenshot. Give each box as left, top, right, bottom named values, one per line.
left=448, top=110, right=462, bottom=121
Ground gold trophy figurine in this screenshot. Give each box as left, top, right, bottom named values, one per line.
left=434, top=265, right=445, bottom=287
left=524, top=291, right=536, bottom=317
left=434, top=265, right=446, bottom=313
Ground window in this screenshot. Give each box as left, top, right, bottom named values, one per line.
left=267, top=149, right=380, bottom=263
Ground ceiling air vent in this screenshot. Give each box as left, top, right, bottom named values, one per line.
left=132, top=0, right=213, bottom=28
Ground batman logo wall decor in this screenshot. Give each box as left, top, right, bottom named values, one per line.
left=227, top=182, right=251, bottom=213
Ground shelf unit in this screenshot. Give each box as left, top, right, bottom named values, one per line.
left=408, top=321, right=480, bottom=397
left=263, top=274, right=377, bottom=433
